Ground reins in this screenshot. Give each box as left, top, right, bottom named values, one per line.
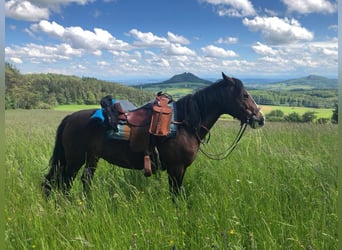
left=198, top=123, right=248, bottom=160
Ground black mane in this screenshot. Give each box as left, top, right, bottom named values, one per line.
left=175, top=78, right=243, bottom=131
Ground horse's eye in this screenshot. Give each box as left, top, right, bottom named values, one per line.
left=243, top=94, right=249, bottom=98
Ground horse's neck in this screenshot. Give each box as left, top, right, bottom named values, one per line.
left=197, top=103, right=222, bottom=139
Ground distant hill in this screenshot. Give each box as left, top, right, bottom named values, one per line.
left=133, top=73, right=337, bottom=107
left=162, top=72, right=212, bottom=84
left=259, top=75, right=338, bottom=90
left=134, top=72, right=212, bottom=99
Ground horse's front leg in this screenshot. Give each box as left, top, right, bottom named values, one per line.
left=167, top=166, right=186, bottom=198
left=81, top=154, right=99, bottom=195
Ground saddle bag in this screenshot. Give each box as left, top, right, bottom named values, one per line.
left=149, top=93, right=172, bottom=136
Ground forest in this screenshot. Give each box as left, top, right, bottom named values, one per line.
left=5, top=63, right=154, bottom=109
left=249, top=88, right=337, bottom=109
left=4, top=63, right=338, bottom=110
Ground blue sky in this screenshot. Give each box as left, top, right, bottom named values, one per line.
left=5, top=0, right=338, bottom=82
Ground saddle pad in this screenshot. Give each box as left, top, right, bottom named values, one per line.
left=169, top=101, right=177, bottom=137
left=105, top=124, right=131, bottom=140
left=90, top=108, right=105, bottom=122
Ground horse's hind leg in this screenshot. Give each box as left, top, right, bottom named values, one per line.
left=42, top=165, right=62, bottom=197
left=42, top=158, right=84, bottom=197
left=62, top=161, right=85, bottom=194
left=81, top=154, right=99, bottom=195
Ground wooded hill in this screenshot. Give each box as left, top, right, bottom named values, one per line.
left=5, top=64, right=338, bottom=110
left=259, top=75, right=338, bottom=90
left=5, top=63, right=154, bottom=109
left=135, top=72, right=338, bottom=108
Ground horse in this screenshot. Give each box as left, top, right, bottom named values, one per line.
left=42, top=73, right=265, bottom=197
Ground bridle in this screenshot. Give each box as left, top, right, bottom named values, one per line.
left=197, top=122, right=248, bottom=160
left=197, top=99, right=263, bottom=160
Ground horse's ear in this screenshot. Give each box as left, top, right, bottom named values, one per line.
left=222, top=72, right=235, bottom=86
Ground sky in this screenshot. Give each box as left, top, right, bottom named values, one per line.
left=5, top=0, right=338, bottom=82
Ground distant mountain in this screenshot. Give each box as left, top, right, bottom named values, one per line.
left=260, top=75, right=338, bottom=90
left=162, top=72, right=212, bottom=84
left=132, top=73, right=337, bottom=101
left=133, top=72, right=212, bottom=99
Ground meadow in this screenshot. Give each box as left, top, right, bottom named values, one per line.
left=5, top=109, right=337, bottom=249
left=54, top=104, right=334, bottom=121
left=260, top=105, right=333, bottom=120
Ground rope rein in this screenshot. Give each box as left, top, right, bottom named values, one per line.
left=198, top=123, right=248, bottom=160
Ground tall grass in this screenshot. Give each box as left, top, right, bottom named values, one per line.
left=5, top=110, right=337, bottom=249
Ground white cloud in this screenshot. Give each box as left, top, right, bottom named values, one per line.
left=252, top=42, right=278, bottom=56
left=328, top=25, right=338, bottom=31
left=5, top=0, right=96, bottom=21
left=222, top=59, right=256, bottom=74
left=5, top=43, right=83, bottom=61
left=76, top=64, right=86, bottom=70
left=31, top=20, right=65, bottom=37
left=30, top=20, right=132, bottom=52
left=167, top=32, right=190, bottom=44
left=128, top=29, right=195, bottom=57
left=92, top=50, right=102, bottom=56
left=97, top=61, right=110, bottom=67
left=248, top=38, right=337, bottom=75
left=163, top=44, right=196, bottom=56
left=5, top=43, right=83, bottom=63
left=111, top=51, right=130, bottom=57
left=152, top=58, right=170, bottom=67
left=5, top=0, right=49, bottom=21
left=216, top=36, right=238, bottom=44
left=201, top=45, right=238, bottom=57
left=129, top=29, right=170, bottom=48
left=202, top=0, right=256, bottom=17
left=263, top=8, right=279, bottom=16
left=243, top=16, right=314, bottom=44
left=282, top=0, right=337, bottom=14
left=9, top=57, right=23, bottom=64
left=308, top=39, right=338, bottom=57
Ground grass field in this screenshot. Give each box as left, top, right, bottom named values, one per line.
left=54, top=104, right=100, bottom=111
left=5, top=110, right=337, bottom=249
left=260, top=105, right=333, bottom=119
left=55, top=104, right=334, bottom=121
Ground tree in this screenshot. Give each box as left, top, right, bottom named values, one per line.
left=285, top=112, right=301, bottom=122
left=302, top=111, right=316, bottom=123
left=267, top=109, right=284, bottom=122
left=331, top=103, right=338, bottom=124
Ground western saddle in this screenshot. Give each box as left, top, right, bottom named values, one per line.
left=100, top=93, right=173, bottom=176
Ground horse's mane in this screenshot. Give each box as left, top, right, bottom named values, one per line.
left=175, top=78, right=243, bottom=131
left=175, top=94, right=201, bottom=131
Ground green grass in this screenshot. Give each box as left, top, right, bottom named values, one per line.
left=5, top=110, right=337, bottom=249
left=54, top=104, right=333, bottom=121
left=54, top=104, right=100, bottom=111
left=261, top=105, right=333, bottom=119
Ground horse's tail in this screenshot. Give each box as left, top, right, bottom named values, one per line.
left=42, top=115, right=70, bottom=196
left=49, top=115, right=69, bottom=168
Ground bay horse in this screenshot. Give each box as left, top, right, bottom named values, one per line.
left=42, top=73, right=264, bottom=197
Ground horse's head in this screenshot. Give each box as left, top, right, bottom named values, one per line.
left=221, top=72, right=265, bottom=129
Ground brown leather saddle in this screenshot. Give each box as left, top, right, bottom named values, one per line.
left=116, top=102, right=153, bottom=127
left=111, top=94, right=173, bottom=176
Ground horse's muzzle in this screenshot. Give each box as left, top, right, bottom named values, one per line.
left=248, top=111, right=265, bottom=129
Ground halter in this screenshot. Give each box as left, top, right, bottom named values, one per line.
left=198, top=122, right=248, bottom=160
